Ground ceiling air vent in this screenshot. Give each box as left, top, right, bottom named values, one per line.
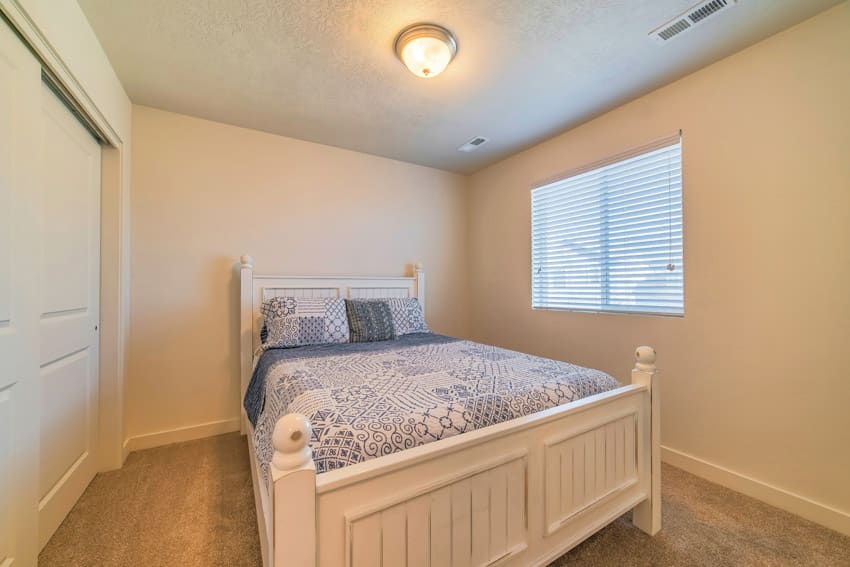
left=650, top=0, right=736, bottom=44
left=457, top=136, right=489, bottom=153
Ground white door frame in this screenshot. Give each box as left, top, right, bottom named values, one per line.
left=0, top=1, right=130, bottom=471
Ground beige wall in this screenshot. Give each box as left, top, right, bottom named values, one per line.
left=128, top=106, right=470, bottom=441
left=467, top=3, right=849, bottom=531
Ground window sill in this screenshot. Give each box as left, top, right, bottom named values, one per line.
left=531, top=306, right=684, bottom=318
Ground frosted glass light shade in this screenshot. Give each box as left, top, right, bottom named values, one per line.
left=394, top=24, right=458, bottom=79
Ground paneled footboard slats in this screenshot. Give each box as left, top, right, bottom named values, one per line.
left=544, top=414, right=638, bottom=535
left=347, top=455, right=527, bottom=567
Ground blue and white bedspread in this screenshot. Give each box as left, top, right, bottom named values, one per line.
left=246, top=334, right=619, bottom=479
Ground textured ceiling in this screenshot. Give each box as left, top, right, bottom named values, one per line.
left=78, top=0, right=839, bottom=174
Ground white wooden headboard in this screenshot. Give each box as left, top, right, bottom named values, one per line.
left=238, top=255, right=425, bottom=430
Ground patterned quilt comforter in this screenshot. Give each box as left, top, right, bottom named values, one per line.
left=246, top=334, right=619, bottom=480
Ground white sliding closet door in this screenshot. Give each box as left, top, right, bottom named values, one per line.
left=0, top=18, right=44, bottom=567
left=37, top=83, right=101, bottom=548
left=0, top=17, right=102, bottom=564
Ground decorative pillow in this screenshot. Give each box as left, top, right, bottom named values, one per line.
left=345, top=300, right=396, bottom=343
left=262, top=297, right=349, bottom=348
left=384, top=298, right=429, bottom=335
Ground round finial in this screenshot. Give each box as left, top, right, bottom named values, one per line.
left=240, top=255, right=254, bottom=268
left=634, top=346, right=657, bottom=372
left=272, top=414, right=313, bottom=471
left=415, top=262, right=424, bottom=272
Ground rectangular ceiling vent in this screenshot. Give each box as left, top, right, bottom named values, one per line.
left=458, top=136, right=489, bottom=153
left=650, top=0, right=736, bottom=44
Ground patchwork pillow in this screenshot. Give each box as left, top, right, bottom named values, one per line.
left=384, top=298, right=429, bottom=336
left=345, top=300, right=396, bottom=343
left=262, top=297, right=349, bottom=349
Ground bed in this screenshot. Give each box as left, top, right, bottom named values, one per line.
left=239, top=256, right=661, bottom=567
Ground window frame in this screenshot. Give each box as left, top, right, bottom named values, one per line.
left=529, top=134, right=685, bottom=318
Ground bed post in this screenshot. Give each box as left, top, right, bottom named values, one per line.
left=414, top=262, right=425, bottom=314
left=271, top=414, right=317, bottom=567
left=631, top=346, right=661, bottom=535
left=240, top=255, right=254, bottom=435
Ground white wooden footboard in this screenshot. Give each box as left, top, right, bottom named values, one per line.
left=264, top=348, right=660, bottom=567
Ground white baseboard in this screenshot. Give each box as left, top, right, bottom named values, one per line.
left=661, top=446, right=850, bottom=536
left=124, top=418, right=241, bottom=453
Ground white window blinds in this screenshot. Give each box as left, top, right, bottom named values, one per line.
left=531, top=135, right=683, bottom=315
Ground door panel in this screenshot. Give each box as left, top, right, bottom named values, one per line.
left=38, top=315, right=90, bottom=368
left=0, top=36, right=13, bottom=327
left=39, top=351, right=90, bottom=499
left=37, top=83, right=101, bottom=549
left=41, top=97, right=95, bottom=315
left=0, top=18, right=44, bottom=567
left=0, top=387, right=16, bottom=567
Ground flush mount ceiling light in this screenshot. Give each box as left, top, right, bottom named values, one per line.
left=394, top=23, right=458, bottom=78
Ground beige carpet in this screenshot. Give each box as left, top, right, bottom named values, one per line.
left=40, top=433, right=850, bottom=567
left=40, top=433, right=260, bottom=567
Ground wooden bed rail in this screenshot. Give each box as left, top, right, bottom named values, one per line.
left=267, top=346, right=661, bottom=567
left=239, top=255, right=254, bottom=435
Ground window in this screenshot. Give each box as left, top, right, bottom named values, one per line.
left=531, top=135, right=683, bottom=315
